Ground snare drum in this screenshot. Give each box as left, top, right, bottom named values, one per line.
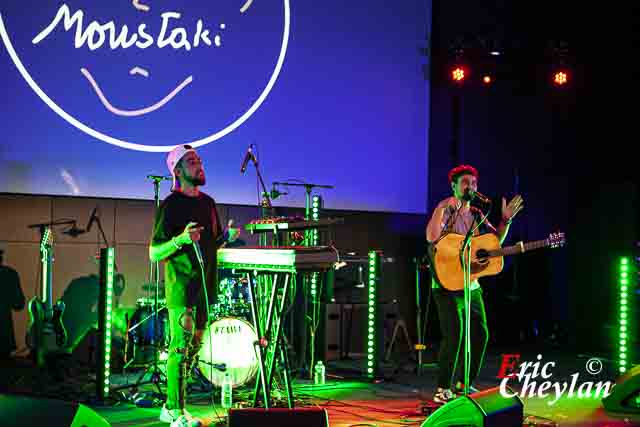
left=197, top=317, right=259, bottom=387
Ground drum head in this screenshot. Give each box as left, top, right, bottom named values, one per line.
left=198, top=317, right=258, bottom=388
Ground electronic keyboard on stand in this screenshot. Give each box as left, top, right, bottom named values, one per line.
left=217, top=246, right=339, bottom=408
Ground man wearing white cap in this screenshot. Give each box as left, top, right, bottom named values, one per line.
left=150, top=145, right=239, bottom=427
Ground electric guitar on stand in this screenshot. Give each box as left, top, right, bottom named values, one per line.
left=26, top=227, right=68, bottom=367
left=432, top=231, right=565, bottom=291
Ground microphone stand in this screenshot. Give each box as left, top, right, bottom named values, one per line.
left=245, top=153, right=273, bottom=245
left=115, top=175, right=167, bottom=398
left=273, top=182, right=334, bottom=221
left=459, top=201, right=490, bottom=397
left=271, top=181, right=333, bottom=377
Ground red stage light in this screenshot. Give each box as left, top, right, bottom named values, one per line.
left=553, top=70, right=569, bottom=86
left=451, top=66, right=466, bottom=83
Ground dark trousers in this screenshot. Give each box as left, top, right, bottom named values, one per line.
left=433, top=287, right=489, bottom=389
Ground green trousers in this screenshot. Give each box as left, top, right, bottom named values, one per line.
left=165, top=307, right=204, bottom=410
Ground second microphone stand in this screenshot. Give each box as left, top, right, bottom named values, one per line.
left=459, top=202, right=490, bottom=396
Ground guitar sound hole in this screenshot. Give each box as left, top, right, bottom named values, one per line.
left=475, top=249, right=489, bottom=263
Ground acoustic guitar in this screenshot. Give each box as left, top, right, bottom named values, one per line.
left=26, top=227, right=68, bottom=367
left=432, top=231, right=565, bottom=291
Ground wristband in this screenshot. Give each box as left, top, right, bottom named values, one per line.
left=171, top=236, right=183, bottom=250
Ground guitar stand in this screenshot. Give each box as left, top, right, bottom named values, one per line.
left=245, top=271, right=294, bottom=409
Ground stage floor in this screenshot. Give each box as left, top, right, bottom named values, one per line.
left=1, top=349, right=637, bottom=426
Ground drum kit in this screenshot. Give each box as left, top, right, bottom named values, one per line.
left=123, top=275, right=259, bottom=390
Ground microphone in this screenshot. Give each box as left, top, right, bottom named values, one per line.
left=193, top=241, right=204, bottom=266
left=464, top=188, right=491, bottom=204
left=269, top=183, right=288, bottom=199
left=472, top=190, right=491, bottom=203
left=240, top=145, right=255, bottom=174
left=63, top=224, right=86, bottom=237
left=146, top=175, right=172, bottom=181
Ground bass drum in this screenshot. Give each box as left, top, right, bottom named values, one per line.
left=197, top=317, right=259, bottom=388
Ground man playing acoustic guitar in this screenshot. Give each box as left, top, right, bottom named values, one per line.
left=425, top=164, right=523, bottom=403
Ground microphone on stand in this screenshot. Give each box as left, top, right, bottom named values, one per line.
left=240, top=144, right=256, bottom=174
left=269, top=183, right=288, bottom=199
left=472, top=190, right=491, bottom=204
left=63, top=224, right=86, bottom=237
left=146, top=175, right=172, bottom=181
left=464, top=188, right=491, bottom=204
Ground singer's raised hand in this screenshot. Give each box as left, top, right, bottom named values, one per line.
left=502, top=195, right=524, bottom=223
left=178, top=221, right=204, bottom=245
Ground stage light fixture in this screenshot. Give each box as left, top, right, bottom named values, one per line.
left=366, top=250, right=380, bottom=379
left=451, top=66, right=466, bottom=83
left=97, top=247, right=115, bottom=401
left=553, top=69, right=569, bottom=86
left=309, top=195, right=322, bottom=298
left=618, top=256, right=636, bottom=374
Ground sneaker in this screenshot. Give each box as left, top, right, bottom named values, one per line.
left=160, top=405, right=202, bottom=427
left=433, top=388, right=455, bottom=404
left=170, top=415, right=202, bottom=427
left=454, top=382, right=479, bottom=395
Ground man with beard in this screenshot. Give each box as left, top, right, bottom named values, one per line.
left=150, top=145, right=239, bottom=427
left=425, top=164, right=523, bottom=404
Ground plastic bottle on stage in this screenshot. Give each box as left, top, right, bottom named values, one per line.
left=314, top=361, right=325, bottom=385
left=222, top=373, right=233, bottom=409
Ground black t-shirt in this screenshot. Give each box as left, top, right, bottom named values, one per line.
left=151, top=191, right=223, bottom=308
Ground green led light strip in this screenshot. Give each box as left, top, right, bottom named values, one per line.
left=310, top=195, right=321, bottom=297
left=367, top=250, right=378, bottom=378
left=98, top=247, right=115, bottom=400
left=619, top=257, right=630, bottom=374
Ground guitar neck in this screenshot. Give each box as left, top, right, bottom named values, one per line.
left=487, top=238, right=550, bottom=257
left=42, top=248, right=53, bottom=311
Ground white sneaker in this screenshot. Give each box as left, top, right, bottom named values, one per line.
left=170, top=415, right=202, bottom=427
left=160, top=405, right=202, bottom=427
left=433, top=388, right=455, bottom=404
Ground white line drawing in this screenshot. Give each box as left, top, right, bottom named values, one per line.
left=240, top=0, right=253, bottom=13
left=0, top=0, right=291, bottom=152
left=129, top=66, right=149, bottom=77
left=81, top=67, right=192, bottom=117
left=132, top=0, right=150, bottom=12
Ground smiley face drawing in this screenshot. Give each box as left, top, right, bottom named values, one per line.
left=0, top=0, right=290, bottom=152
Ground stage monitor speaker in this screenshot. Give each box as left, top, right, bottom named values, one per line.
left=421, top=386, right=523, bottom=427
left=603, top=364, right=640, bottom=415
left=0, top=394, right=111, bottom=427
left=228, top=407, right=329, bottom=427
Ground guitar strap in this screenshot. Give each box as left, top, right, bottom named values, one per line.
left=426, top=208, right=459, bottom=286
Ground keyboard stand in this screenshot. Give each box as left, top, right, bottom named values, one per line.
left=245, top=271, right=294, bottom=408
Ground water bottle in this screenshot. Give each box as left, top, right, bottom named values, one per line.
left=314, top=361, right=325, bottom=385
left=221, top=373, right=233, bottom=408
